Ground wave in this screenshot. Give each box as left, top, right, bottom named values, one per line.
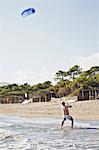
left=0, top=128, right=30, bottom=150
left=0, top=115, right=99, bottom=150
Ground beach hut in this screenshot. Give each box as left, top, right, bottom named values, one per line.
left=78, top=85, right=99, bottom=101
left=32, top=91, right=51, bottom=102
left=0, top=94, right=24, bottom=103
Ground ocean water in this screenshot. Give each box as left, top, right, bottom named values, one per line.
left=0, top=115, right=99, bottom=150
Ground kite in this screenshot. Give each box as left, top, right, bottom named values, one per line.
left=21, top=8, right=35, bottom=17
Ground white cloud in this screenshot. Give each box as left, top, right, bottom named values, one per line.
left=0, top=68, right=55, bottom=85
left=76, top=52, right=99, bottom=70
left=37, top=67, right=54, bottom=84
left=39, top=68, right=49, bottom=78
left=11, top=68, right=54, bottom=85
left=12, top=71, right=36, bottom=85
left=1, top=53, right=98, bottom=85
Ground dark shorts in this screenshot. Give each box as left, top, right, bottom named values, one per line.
left=63, top=115, right=73, bottom=121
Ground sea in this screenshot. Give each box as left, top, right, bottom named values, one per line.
left=0, top=115, right=99, bottom=150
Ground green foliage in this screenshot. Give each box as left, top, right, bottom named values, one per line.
left=67, top=65, right=82, bottom=80
left=41, top=81, right=52, bottom=89
left=54, top=70, right=67, bottom=81
left=70, top=88, right=81, bottom=96
left=0, top=65, right=98, bottom=99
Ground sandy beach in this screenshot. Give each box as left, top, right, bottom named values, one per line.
left=0, top=99, right=99, bottom=120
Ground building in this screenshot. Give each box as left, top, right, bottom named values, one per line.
left=78, top=85, right=99, bottom=101
left=0, top=94, right=24, bottom=103
left=32, top=91, right=51, bottom=102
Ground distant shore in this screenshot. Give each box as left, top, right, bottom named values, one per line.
left=0, top=99, right=99, bottom=120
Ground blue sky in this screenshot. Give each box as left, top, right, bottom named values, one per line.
left=0, top=0, right=99, bottom=85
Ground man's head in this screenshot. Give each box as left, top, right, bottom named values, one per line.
left=62, top=102, right=65, bottom=106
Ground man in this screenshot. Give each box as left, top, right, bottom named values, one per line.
left=61, top=101, right=74, bottom=129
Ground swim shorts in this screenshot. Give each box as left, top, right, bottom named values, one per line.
left=63, top=115, right=73, bottom=121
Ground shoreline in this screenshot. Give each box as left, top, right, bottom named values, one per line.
left=0, top=99, right=99, bottom=121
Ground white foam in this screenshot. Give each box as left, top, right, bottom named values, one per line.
left=0, top=116, right=99, bottom=150
left=0, top=128, right=30, bottom=149
left=63, top=120, right=99, bottom=129
left=0, top=122, right=13, bottom=127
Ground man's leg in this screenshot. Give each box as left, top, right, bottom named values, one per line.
left=61, top=118, right=66, bottom=129
left=71, top=117, right=74, bottom=128
left=67, top=115, right=74, bottom=128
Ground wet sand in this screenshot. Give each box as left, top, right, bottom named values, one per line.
left=0, top=99, right=99, bottom=120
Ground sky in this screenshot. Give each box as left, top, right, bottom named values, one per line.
left=0, top=0, right=99, bottom=85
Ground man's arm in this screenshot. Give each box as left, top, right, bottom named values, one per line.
left=66, top=103, right=72, bottom=108
left=68, top=105, right=72, bottom=108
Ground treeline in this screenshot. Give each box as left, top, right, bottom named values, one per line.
left=0, top=65, right=99, bottom=98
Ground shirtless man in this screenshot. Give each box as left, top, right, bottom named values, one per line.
left=61, top=101, right=74, bottom=129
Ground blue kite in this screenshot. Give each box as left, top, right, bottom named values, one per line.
left=21, top=8, right=35, bottom=17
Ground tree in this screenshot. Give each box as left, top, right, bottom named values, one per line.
left=42, top=81, right=52, bottom=89
left=57, top=87, right=66, bottom=97
left=54, top=70, right=67, bottom=81
left=67, top=65, right=82, bottom=80
left=75, top=73, right=88, bottom=89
